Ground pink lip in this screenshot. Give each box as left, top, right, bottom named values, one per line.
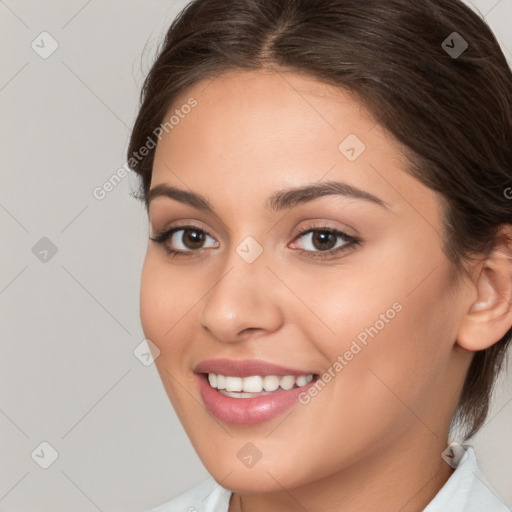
left=194, top=359, right=319, bottom=425
left=193, top=358, right=315, bottom=377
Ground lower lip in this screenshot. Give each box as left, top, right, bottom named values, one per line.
left=196, top=373, right=317, bottom=425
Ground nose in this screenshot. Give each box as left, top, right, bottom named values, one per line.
left=198, top=246, right=284, bottom=343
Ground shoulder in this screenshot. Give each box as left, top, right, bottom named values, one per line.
left=424, top=445, right=509, bottom=512
left=144, top=476, right=233, bottom=512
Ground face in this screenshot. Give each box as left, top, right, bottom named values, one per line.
left=140, top=68, right=470, bottom=494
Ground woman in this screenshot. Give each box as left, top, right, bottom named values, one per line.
left=127, top=0, right=512, bottom=510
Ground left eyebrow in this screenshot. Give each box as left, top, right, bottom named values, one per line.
left=266, top=180, right=389, bottom=212
left=146, top=180, right=389, bottom=213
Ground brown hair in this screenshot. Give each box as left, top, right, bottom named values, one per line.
left=127, top=0, right=512, bottom=440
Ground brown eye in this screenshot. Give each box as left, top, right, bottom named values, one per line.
left=310, top=230, right=338, bottom=251
left=150, top=225, right=219, bottom=256
left=181, top=228, right=206, bottom=249
left=293, top=228, right=355, bottom=253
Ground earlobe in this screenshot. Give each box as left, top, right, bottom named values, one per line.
left=456, top=226, right=512, bottom=352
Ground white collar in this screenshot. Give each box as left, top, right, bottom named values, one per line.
left=424, top=445, right=509, bottom=511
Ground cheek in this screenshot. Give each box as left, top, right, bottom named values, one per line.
left=314, top=230, right=452, bottom=351
left=139, top=256, right=166, bottom=346
left=293, top=234, right=457, bottom=416
left=139, top=252, right=198, bottom=356
left=139, top=253, right=203, bottom=421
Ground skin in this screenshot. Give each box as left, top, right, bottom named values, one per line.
left=139, top=68, right=512, bottom=512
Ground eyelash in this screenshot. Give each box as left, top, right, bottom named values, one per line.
left=149, top=223, right=360, bottom=261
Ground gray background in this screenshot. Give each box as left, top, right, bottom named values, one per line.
left=1, top=1, right=511, bottom=510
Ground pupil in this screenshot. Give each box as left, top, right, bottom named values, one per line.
left=313, top=231, right=336, bottom=251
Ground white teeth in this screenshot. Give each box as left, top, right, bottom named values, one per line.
left=207, top=373, right=315, bottom=393
left=217, top=374, right=226, bottom=390
left=262, top=375, right=280, bottom=391
left=279, top=375, right=295, bottom=390
left=295, top=375, right=307, bottom=387
left=243, top=376, right=263, bottom=393
left=225, top=376, right=243, bottom=392
left=297, top=375, right=313, bottom=386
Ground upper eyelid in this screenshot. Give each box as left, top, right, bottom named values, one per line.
left=148, top=197, right=364, bottom=236
left=153, top=224, right=355, bottom=248
left=148, top=207, right=233, bottom=236
left=151, top=219, right=214, bottom=236
left=151, top=215, right=356, bottom=235
left=154, top=223, right=350, bottom=236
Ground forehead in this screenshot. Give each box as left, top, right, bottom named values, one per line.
left=168, top=68, right=375, bottom=136
left=149, top=68, right=441, bottom=233
left=152, top=68, right=400, bottom=177
left=179, top=67, right=357, bottom=105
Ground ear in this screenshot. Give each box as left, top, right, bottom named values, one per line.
left=457, top=225, right=512, bottom=351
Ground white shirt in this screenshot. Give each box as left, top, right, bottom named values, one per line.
left=146, top=446, right=509, bottom=512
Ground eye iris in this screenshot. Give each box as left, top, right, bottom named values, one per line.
left=183, top=229, right=204, bottom=249
left=312, top=231, right=337, bottom=251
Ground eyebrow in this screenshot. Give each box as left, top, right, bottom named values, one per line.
left=147, top=180, right=389, bottom=213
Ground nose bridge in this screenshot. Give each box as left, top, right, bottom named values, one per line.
left=198, top=235, right=283, bottom=342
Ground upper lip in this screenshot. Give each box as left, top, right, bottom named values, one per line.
left=194, top=359, right=317, bottom=377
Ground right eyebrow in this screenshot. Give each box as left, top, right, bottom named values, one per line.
left=147, top=184, right=214, bottom=212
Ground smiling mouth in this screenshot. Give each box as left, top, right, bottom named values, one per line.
left=205, top=372, right=318, bottom=398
